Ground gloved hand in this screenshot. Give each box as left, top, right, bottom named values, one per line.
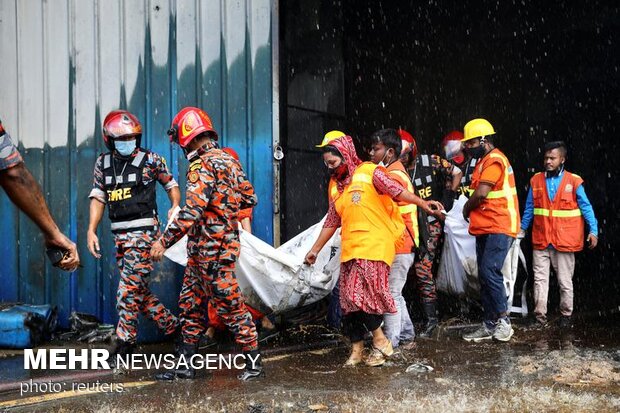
left=517, top=229, right=526, bottom=239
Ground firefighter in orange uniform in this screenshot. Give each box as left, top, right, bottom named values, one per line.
left=151, top=107, right=262, bottom=381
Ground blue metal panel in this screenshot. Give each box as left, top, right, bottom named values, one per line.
left=0, top=0, right=275, bottom=341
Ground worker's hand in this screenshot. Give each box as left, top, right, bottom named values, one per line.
left=167, top=206, right=178, bottom=221
left=424, top=200, right=444, bottom=215
left=517, top=229, right=526, bottom=239
left=150, top=238, right=166, bottom=262
left=87, top=230, right=101, bottom=259
left=462, top=202, right=470, bottom=221
left=45, top=231, right=80, bottom=271
left=304, top=250, right=318, bottom=266
left=587, top=234, right=598, bottom=249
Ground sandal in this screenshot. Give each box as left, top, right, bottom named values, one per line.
left=343, top=353, right=364, bottom=367
left=364, top=348, right=386, bottom=367
left=374, top=340, right=394, bottom=358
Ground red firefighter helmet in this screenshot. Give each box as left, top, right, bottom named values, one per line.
left=442, top=130, right=465, bottom=163
left=102, top=110, right=142, bottom=151
left=398, top=128, right=418, bottom=159
left=441, top=130, right=464, bottom=147
left=168, top=107, right=217, bottom=148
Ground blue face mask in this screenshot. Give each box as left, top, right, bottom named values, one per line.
left=115, top=139, right=136, bottom=156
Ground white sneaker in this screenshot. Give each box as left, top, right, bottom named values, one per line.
left=493, top=318, right=514, bottom=342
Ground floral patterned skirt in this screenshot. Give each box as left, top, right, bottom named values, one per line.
left=339, top=259, right=396, bottom=315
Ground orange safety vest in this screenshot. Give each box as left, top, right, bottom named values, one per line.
left=386, top=160, right=419, bottom=253
left=329, top=162, right=405, bottom=266
left=530, top=171, right=585, bottom=252
left=469, top=148, right=520, bottom=237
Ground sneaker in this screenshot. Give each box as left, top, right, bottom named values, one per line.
left=492, top=318, right=514, bottom=342
left=462, top=323, right=494, bottom=343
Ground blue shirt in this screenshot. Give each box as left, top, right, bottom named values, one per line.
left=521, top=170, right=598, bottom=237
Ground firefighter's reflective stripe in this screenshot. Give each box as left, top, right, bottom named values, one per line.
left=486, top=186, right=517, bottom=199
left=421, top=154, right=430, bottom=167
left=388, top=168, right=419, bottom=249
left=110, top=217, right=157, bottom=231
left=131, top=150, right=146, bottom=167
left=533, top=208, right=582, bottom=218
left=488, top=153, right=518, bottom=235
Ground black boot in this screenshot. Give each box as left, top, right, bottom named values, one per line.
left=155, top=342, right=197, bottom=381
left=418, top=302, right=439, bottom=339
left=108, top=338, right=135, bottom=370
left=237, top=349, right=265, bottom=381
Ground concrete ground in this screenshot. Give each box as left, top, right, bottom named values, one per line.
left=0, top=316, right=619, bottom=412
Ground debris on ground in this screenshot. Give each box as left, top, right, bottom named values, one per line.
left=517, top=349, right=620, bottom=386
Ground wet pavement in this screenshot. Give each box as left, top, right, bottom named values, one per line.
left=0, top=316, right=619, bottom=412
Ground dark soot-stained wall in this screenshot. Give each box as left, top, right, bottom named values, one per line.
left=281, top=0, right=619, bottom=313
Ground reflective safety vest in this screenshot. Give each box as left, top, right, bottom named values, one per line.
left=329, top=162, right=405, bottom=266
left=457, top=157, right=479, bottom=197
left=386, top=160, right=419, bottom=253
left=469, top=149, right=520, bottom=237
left=102, top=150, right=158, bottom=233
left=531, top=171, right=585, bottom=252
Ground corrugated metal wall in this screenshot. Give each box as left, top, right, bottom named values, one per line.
left=0, top=0, right=275, bottom=339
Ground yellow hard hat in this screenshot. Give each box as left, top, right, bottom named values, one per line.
left=462, top=118, right=496, bottom=142
left=316, top=130, right=345, bottom=147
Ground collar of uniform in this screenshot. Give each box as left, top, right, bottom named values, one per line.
left=187, top=140, right=219, bottom=161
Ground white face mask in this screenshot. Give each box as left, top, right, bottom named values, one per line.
left=378, top=150, right=393, bottom=168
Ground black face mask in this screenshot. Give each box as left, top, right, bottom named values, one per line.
left=465, top=145, right=485, bottom=159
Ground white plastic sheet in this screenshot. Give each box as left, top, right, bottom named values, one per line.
left=437, top=196, right=528, bottom=316
left=437, top=195, right=478, bottom=297
left=164, top=209, right=341, bottom=314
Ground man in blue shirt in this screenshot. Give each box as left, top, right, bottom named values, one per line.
left=519, top=141, right=598, bottom=328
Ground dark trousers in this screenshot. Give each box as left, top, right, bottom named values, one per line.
left=343, top=311, right=383, bottom=342
left=327, top=282, right=342, bottom=329
left=476, top=233, right=513, bottom=327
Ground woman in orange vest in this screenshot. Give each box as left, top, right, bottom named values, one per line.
left=304, top=132, right=442, bottom=367
left=519, top=141, right=598, bottom=328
